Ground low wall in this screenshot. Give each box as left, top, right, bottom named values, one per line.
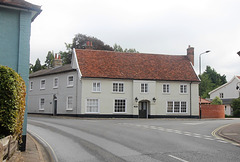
left=201, top=105, right=225, bottom=119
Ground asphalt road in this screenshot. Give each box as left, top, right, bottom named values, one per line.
left=28, top=116, right=240, bottom=162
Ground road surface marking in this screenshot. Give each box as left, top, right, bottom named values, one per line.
left=168, top=155, right=189, bottom=162
left=183, top=122, right=204, bottom=125
left=204, top=138, right=214, bottom=140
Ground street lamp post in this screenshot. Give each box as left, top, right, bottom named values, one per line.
left=199, top=50, right=210, bottom=119
left=199, top=50, right=210, bottom=75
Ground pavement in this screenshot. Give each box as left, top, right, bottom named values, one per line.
left=216, top=122, right=240, bottom=146
left=8, top=119, right=240, bottom=162
left=8, top=133, right=51, bottom=162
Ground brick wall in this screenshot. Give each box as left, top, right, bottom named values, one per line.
left=201, top=105, right=225, bottom=119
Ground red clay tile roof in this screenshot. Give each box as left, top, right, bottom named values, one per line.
left=76, top=49, right=200, bottom=82
left=0, top=0, right=41, bottom=21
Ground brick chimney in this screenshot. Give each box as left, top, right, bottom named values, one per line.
left=85, top=41, right=93, bottom=49
left=53, top=53, right=62, bottom=68
left=187, top=45, right=194, bottom=66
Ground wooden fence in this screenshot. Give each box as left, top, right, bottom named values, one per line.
left=0, top=135, right=18, bottom=162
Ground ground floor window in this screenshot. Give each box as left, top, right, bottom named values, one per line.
left=114, top=99, right=126, bottom=113
left=167, top=101, right=187, bottom=113
left=67, top=96, right=73, bottom=110
left=86, top=99, right=99, bottom=113
left=39, top=98, right=45, bottom=110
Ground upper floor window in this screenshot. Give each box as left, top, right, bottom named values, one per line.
left=67, top=76, right=74, bottom=87
left=113, top=82, right=124, bottom=93
left=141, top=83, right=148, bottom=93
left=66, top=96, right=73, bottom=110
left=163, top=84, right=170, bottom=93
left=40, top=79, right=45, bottom=90
left=39, top=98, right=44, bottom=110
left=180, top=84, right=187, bottom=94
left=53, top=77, right=58, bottom=88
left=30, top=81, right=33, bottom=90
left=93, top=82, right=101, bottom=92
left=220, top=93, right=224, bottom=99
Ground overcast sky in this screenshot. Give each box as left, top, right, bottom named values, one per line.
left=27, top=0, right=240, bottom=81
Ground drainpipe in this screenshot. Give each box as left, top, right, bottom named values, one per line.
left=190, top=82, right=192, bottom=117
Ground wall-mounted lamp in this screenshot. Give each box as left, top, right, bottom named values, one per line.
left=153, top=97, right=156, bottom=103
left=135, top=97, right=138, bottom=102
left=237, top=51, right=240, bottom=57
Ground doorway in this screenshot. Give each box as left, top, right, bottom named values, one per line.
left=139, top=101, right=149, bottom=118
left=53, top=95, right=57, bottom=116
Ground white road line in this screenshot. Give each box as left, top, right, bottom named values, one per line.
left=203, top=135, right=212, bottom=138
left=204, top=138, right=215, bottom=140
left=168, top=155, right=189, bottom=162
left=217, top=140, right=228, bottom=143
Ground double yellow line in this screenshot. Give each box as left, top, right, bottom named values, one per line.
left=212, top=124, right=239, bottom=146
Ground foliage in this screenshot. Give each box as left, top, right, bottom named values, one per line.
left=32, top=58, right=42, bottom=72
left=199, top=66, right=227, bottom=98
left=72, top=33, right=114, bottom=51
left=211, top=96, right=223, bottom=105
left=0, top=65, right=26, bottom=141
left=59, top=43, right=72, bottom=65
left=231, top=97, right=240, bottom=117
left=45, top=51, right=54, bottom=68
left=113, top=43, right=139, bottom=53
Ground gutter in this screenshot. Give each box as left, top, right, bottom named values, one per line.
left=0, top=3, right=42, bottom=22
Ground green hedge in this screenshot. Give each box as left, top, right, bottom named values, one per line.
left=0, top=65, right=26, bottom=140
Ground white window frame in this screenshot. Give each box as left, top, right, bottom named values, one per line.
left=30, top=81, right=33, bottom=91
left=112, top=82, right=124, bottom=93
left=53, top=77, right=59, bottom=89
left=66, top=96, right=73, bottom=111
left=166, top=101, right=188, bottom=113
left=219, top=93, right=224, bottom=99
left=40, top=79, right=46, bottom=90
left=92, top=81, right=101, bottom=92
left=39, top=98, right=45, bottom=110
left=180, top=84, right=187, bottom=94
left=162, top=84, right=170, bottom=94
left=86, top=98, right=99, bottom=113
left=67, top=75, right=74, bottom=87
left=141, top=83, right=148, bottom=93
left=113, top=99, right=127, bottom=113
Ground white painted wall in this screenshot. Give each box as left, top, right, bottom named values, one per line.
left=81, top=78, right=199, bottom=116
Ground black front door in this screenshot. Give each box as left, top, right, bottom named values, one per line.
left=139, top=101, right=148, bottom=118
left=53, top=99, right=57, bottom=116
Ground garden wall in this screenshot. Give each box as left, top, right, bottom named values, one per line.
left=201, top=105, right=225, bottom=119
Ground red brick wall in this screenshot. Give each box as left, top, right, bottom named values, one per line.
left=201, top=105, right=225, bottom=119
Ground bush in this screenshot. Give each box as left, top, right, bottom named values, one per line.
left=211, top=96, right=223, bottom=105
left=0, top=65, right=26, bottom=140
left=231, top=97, right=240, bottom=117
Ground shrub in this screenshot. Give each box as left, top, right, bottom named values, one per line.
left=211, top=96, right=223, bottom=105
left=231, top=97, right=240, bottom=117
left=0, top=65, right=26, bottom=140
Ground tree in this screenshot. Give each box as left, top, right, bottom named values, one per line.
left=45, top=51, right=54, bottom=68
left=231, top=97, right=240, bottom=117
left=72, top=33, right=113, bottom=51
left=59, top=43, right=72, bottom=65
left=211, top=96, right=223, bottom=105
left=113, top=43, right=139, bottom=53
left=32, top=58, right=42, bottom=72
left=199, top=66, right=227, bottom=98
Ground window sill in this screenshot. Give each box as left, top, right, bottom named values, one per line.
left=39, top=109, right=44, bottom=111
left=67, top=85, right=74, bottom=88
left=66, top=108, right=73, bottom=111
